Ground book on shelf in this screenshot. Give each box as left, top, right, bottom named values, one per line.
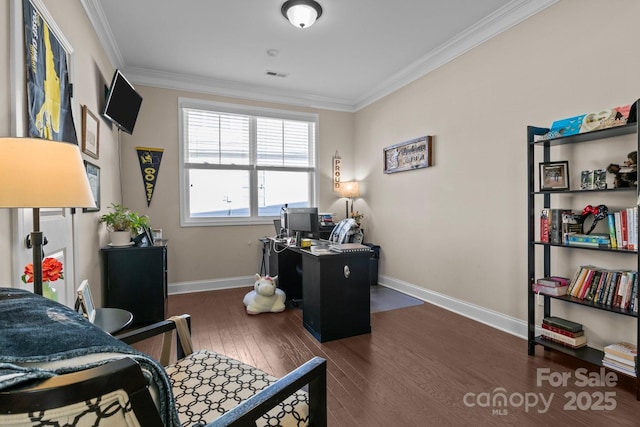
left=541, top=323, right=584, bottom=338
left=604, top=342, right=637, bottom=362
left=537, top=276, right=569, bottom=287
left=532, top=282, right=568, bottom=297
left=602, top=359, right=637, bottom=377
left=604, top=353, right=636, bottom=368
left=550, top=209, right=568, bottom=244
left=607, top=213, right=618, bottom=248
left=540, top=208, right=550, bottom=243
left=542, top=316, right=583, bottom=333
left=566, top=233, right=611, bottom=248
left=541, top=328, right=587, bottom=348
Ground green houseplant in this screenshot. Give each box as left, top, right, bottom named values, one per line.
left=100, top=203, right=149, bottom=246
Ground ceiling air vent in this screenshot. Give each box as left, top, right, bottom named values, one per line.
left=266, top=70, right=289, bottom=78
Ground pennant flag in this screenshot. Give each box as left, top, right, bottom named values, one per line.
left=136, top=147, right=164, bottom=207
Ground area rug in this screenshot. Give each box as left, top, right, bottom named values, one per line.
left=370, top=285, right=424, bottom=313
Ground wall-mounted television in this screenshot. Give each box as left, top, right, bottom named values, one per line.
left=102, top=69, right=143, bottom=135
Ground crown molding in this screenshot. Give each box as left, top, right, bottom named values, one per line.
left=82, top=0, right=558, bottom=113
left=353, top=0, right=559, bottom=110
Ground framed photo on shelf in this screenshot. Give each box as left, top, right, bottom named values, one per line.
left=81, top=105, right=100, bottom=159
left=540, top=161, right=570, bottom=191
left=77, top=280, right=96, bottom=323
left=83, top=161, right=100, bottom=212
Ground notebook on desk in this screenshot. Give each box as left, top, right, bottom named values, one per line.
left=328, top=243, right=371, bottom=253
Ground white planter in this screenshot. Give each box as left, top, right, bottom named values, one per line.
left=109, top=231, right=132, bottom=247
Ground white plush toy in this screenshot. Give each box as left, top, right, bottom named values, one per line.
left=243, top=274, right=286, bottom=315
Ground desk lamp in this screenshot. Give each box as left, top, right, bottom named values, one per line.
left=0, top=137, right=95, bottom=295
left=338, top=181, right=360, bottom=219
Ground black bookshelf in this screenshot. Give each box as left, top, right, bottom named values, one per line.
left=526, top=102, right=640, bottom=400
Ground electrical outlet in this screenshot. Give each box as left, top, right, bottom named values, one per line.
left=537, top=294, right=544, bottom=307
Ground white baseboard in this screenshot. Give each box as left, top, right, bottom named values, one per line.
left=378, top=275, right=528, bottom=340
left=168, top=274, right=528, bottom=340
left=168, top=276, right=253, bottom=295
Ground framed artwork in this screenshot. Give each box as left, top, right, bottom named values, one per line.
left=23, top=0, right=77, bottom=143
left=83, top=161, right=100, bottom=212
left=383, top=135, right=433, bottom=174
left=540, top=161, right=570, bottom=191
left=77, top=280, right=96, bottom=323
left=82, top=105, right=100, bottom=158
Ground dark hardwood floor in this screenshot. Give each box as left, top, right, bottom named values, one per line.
left=131, top=287, right=639, bottom=426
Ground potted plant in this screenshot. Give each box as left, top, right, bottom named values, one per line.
left=100, top=203, right=149, bottom=246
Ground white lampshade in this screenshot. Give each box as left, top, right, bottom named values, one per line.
left=0, top=137, right=96, bottom=208
left=338, top=181, right=360, bottom=199
left=281, top=0, right=323, bottom=29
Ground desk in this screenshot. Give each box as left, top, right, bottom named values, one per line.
left=267, top=239, right=371, bottom=342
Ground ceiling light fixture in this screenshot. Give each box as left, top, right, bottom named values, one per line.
left=281, top=0, right=323, bottom=29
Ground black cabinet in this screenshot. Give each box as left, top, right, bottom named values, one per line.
left=101, top=241, right=168, bottom=325
left=301, top=250, right=371, bottom=342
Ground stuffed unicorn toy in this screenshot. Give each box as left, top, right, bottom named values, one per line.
left=243, top=274, right=286, bottom=315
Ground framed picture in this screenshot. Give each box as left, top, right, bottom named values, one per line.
left=77, top=280, right=96, bottom=323
left=82, top=105, right=100, bottom=159
left=540, top=161, right=570, bottom=191
left=383, top=135, right=433, bottom=174
left=144, top=225, right=155, bottom=246
left=83, top=161, right=100, bottom=212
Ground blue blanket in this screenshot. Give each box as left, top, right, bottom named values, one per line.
left=0, top=288, right=179, bottom=426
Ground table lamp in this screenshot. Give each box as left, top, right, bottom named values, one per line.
left=0, top=137, right=96, bottom=295
left=338, top=181, right=360, bottom=219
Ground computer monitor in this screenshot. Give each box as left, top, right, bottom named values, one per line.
left=286, top=207, right=319, bottom=243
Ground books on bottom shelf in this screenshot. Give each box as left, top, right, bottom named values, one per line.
left=603, top=342, right=637, bottom=377
left=540, top=316, right=586, bottom=349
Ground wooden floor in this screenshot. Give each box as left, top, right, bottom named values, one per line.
left=132, top=287, right=639, bottom=426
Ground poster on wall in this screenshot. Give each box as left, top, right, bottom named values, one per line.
left=136, top=147, right=164, bottom=207
left=23, top=0, right=77, bottom=144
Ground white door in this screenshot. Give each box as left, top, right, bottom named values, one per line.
left=14, top=208, right=77, bottom=307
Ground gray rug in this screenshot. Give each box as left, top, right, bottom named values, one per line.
left=370, top=285, right=423, bottom=313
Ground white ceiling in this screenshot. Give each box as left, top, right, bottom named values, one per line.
left=82, top=0, right=556, bottom=112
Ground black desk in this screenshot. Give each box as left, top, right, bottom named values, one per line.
left=267, top=239, right=371, bottom=342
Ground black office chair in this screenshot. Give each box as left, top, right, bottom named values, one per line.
left=328, top=218, right=363, bottom=244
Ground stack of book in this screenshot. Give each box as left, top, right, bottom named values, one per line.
left=565, top=233, right=611, bottom=248
left=532, top=276, right=569, bottom=296
left=566, top=266, right=638, bottom=311
left=606, top=207, right=638, bottom=250
left=602, top=342, right=637, bottom=377
left=541, top=316, right=587, bottom=349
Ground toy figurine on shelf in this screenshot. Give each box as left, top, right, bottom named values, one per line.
left=607, top=151, right=637, bottom=188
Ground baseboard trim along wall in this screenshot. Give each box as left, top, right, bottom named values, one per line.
left=168, top=275, right=528, bottom=340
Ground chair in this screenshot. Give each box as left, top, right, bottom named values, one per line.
left=328, top=218, right=363, bottom=244
left=0, top=289, right=327, bottom=427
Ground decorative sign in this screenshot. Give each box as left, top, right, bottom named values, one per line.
left=333, top=151, right=342, bottom=192
left=136, top=147, right=164, bottom=207
left=383, top=135, right=433, bottom=174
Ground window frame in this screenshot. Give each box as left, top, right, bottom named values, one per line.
left=178, top=98, right=319, bottom=227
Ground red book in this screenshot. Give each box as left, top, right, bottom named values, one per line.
left=541, top=323, right=585, bottom=338
left=621, top=209, right=628, bottom=249
left=578, top=269, right=596, bottom=300
left=540, top=209, right=550, bottom=243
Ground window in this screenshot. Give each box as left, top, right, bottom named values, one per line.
left=179, top=99, right=318, bottom=226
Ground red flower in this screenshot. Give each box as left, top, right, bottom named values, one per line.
left=21, top=257, right=64, bottom=284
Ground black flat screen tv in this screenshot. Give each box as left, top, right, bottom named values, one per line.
left=102, top=70, right=143, bottom=134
